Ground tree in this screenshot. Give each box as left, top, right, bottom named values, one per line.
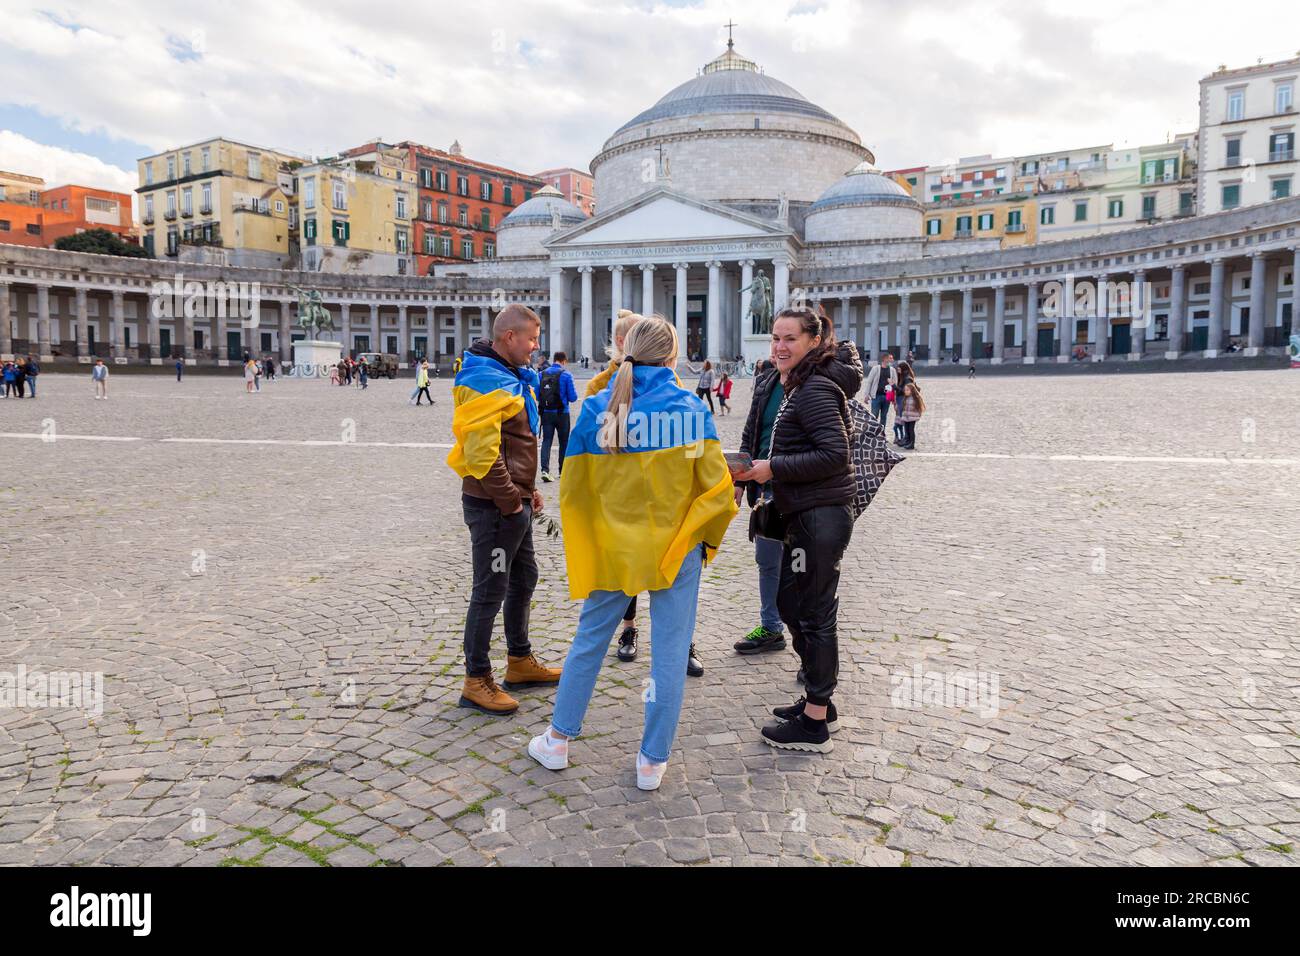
left=54, top=228, right=150, bottom=258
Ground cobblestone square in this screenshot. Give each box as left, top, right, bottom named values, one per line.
left=1, top=368, right=1298, bottom=867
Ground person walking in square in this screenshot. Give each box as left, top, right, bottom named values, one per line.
left=526, top=317, right=737, bottom=790
left=22, top=357, right=38, bottom=398
left=538, top=351, right=577, bottom=482
left=413, top=358, right=434, bottom=406
left=863, top=352, right=895, bottom=428
left=714, top=370, right=733, bottom=415
left=3, top=362, right=15, bottom=397
left=694, top=360, right=716, bottom=413
left=176, top=357, right=184, bottom=381
left=244, top=358, right=257, bottom=393
left=447, top=305, right=562, bottom=715
left=91, top=358, right=109, bottom=399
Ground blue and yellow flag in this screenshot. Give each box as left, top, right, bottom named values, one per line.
left=446, top=351, right=540, bottom=480
left=560, top=365, right=738, bottom=600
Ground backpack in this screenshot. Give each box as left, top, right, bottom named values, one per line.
left=538, top=368, right=564, bottom=410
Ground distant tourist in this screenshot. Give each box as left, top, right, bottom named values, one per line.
left=897, top=381, right=925, bottom=450
left=265, top=357, right=276, bottom=381
left=175, top=357, right=184, bottom=381
left=714, top=370, right=733, bottom=415
left=358, top=360, right=369, bottom=390
left=413, top=359, right=434, bottom=406
left=2, top=361, right=16, bottom=397
left=893, top=361, right=915, bottom=443
left=695, top=360, right=715, bottom=412
left=538, top=351, right=577, bottom=482
left=92, top=358, right=109, bottom=399
left=864, top=352, right=896, bottom=427
left=23, top=356, right=39, bottom=398
left=244, top=358, right=257, bottom=393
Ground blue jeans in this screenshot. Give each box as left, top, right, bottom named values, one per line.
left=540, top=409, right=571, bottom=474
left=755, top=488, right=784, bottom=634
left=870, top=394, right=890, bottom=427
left=550, top=545, right=704, bottom=763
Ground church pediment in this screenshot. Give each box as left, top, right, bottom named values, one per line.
left=546, top=188, right=788, bottom=248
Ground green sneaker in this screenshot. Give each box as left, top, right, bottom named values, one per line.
left=734, top=625, right=787, bottom=655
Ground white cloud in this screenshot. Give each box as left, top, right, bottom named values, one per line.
left=0, top=129, right=135, bottom=195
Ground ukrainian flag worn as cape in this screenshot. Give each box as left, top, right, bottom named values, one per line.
left=560, top=365, right=738, bottom=600
left=446, top=350, right=540, bottom=480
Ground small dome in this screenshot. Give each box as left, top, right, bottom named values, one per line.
left=497, top=185, right=588, bottom=230
left=809, top=163, right=918, bottom=213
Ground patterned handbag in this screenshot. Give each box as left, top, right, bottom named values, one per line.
left=841, top=391, right=904, bottom=519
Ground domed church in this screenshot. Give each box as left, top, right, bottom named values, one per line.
left=450, top=37, right=998, bottom=363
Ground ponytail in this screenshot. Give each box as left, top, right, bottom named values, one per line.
left=596, top=316, right=678, bottom=453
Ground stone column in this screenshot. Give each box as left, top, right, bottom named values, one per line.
left=1024, top=282, right=1038, bottom=364
left=773, top=256, right=790, bottom=312
left=1094, top=274, right=1109, bottom=361
left=928, top=290, right=941, bottom=365
left=479, top=306, right=489, bottom=356
left=1167, top=263, right=1186, bottom=359
left=369, top=303, right=380, bottom=353
left=1247, top=252, right=1267, bottom=354
left=75, top=288, right=90, bottom=361
left=0, top=282, right=11, bottom=360
left=898, top=292, right=911, bottom=356
left=398, top=304, right=409, bottom=365
left=1207, top=258, right=1225, bottom=355
left=641, top=263, right=656, bottom=316
left=452, top=304, right=466, bottom=357
left=144, top=291, right=160, bottom=362
left=1292, top=247, right=1300, bottom=338
left=706, top=259, right=722, bottom=363
left=1130, top=270, right=1146, bottom=360
left=609, top=265, right=623, bottom=328
left=111, top=290, right=126, bottom=361
left=674, top=263, right=689, bottom=354
left=36, top=284, right=52, bottom=361
left=992, top=283, right=1006, bottom=364
left=960, top=286, right=973, bottom=365
left=1058, top=276, right=1074, bottom=363
left=739, top=260, right=754, bottom=334
left=279, top=300, right=291, bottom=363
left=839, top=296, right=851, bottom=343
left=578, top=266, right=593, bottom=362
left=869, top=295, right=881, bottom=361
left=340, top=302, right=351, bottom=357
left=216, top=289, right=229, bottom=363
left=548, top=270, right=567, bottom=356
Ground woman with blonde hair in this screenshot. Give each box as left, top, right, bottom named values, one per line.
left=528, top=316, right=737, bottom=790
left=584, top=308, right=641, bottom=397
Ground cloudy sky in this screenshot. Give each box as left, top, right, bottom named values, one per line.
left=1, top=0, right=1296, bottom=196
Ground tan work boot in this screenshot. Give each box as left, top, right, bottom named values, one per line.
left=503, top=653, right=562, bottom=690
left=458, top=674, right=518, bottom=715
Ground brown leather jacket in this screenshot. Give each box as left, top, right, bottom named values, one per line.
left=462, top=399, right=538, bottom=514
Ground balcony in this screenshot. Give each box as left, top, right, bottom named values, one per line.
left=199, top=203, right=212, bottom=215
left=1005, top=223, right=1026, bottom=234
left=232, top=200, right=270, bottom=216
left=163, top=210, right=177, bottom=221
left=1269, top=149, right=1295, bottom=162
left=180, top=208, right=193, bottom=218
left=955, top=228, right=973, bottom=238
left=181, top=224, right=222, bottom=247
left=142, top=214, right=155, bottom=225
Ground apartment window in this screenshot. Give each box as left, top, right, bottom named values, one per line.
left=484, top=240, right=495, bottom=258
left=523, top=190, right=532, bottom=201
left=201, top=182, right=212, bottom=212
left=165, top=191, right=176, bottom=216
left=1056, top=157, right=1068, bottom=172
left=460, top=237, right=473, bottom=259
left=145, top=162, right=154, bottom=185
left=1277, top=83, right=1294, bottom=114
left=167, top=156, right=176, bottom=180
left=977, top=212, right=993, bottom=231
left=304, top=217, right=316, bottom=243
left=304, top=177, right=315, bottom=209
left=1226, top=138, right=1242, bottom=166
left=956, top=215, right=972, bottom=234
left=503, top=184, right=513, bottom=205
left=420, top=167, right=432, bottom=188
left=248, top=151, right=262, bottom=179
left=332, top=179, right=346, bottom=210
left=1142, top=194, right=1156, bottom=219
left=438, top=201, right=448, bottom=223
left=1222, top=183, right=1241, bottom=209
left=396, top=229, right=408, bottom=254
left=926, top=218, right=941, bottom=236
left=396, top=191, right=408, bottom=219
left=1227, top=89, right=1244, bottom=121
left=1040, top=205, right=1055, bottom=225
left=480, top=180, right=492, bottom=201
left=201, top=146, right=211, bottom=172
left=166, top=228, right=178, bottom=255
left=181, top=187, right=193, bottom=215
left=1007, top=209, right=1022, bottom=228
left=458, top=206, right=468, bottom=226
left=183, top=152, right=191, bottom=176
left=457, top=175, right=469, bottom=196
left=436, top=170, right=449, bottom=191
left=289, top=206, right=297, bottom=229
left=26, top=223, right=40, bottom=236
left=274, top=199, right=284, bottom=213
left=1273, top=177, right=1293, bottom=200
left=144, top=195, right=154, bottom=220
left=1179, top=191, right=1194, bottom=215
left=332, top=219, right=350, bottom=245
left=440, top=235, right=453, bottom=256
left=479, top=209, right=491, bottom=230
left=1074, top=200, right=1088, bottom=222
left=1270, top=132, right=1295, bottom=161
left=1107, top=197, right=1123, bottom=219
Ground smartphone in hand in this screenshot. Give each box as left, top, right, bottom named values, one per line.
left=724, top=452, right=753, bottom=476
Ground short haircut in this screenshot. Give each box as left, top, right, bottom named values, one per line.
left=553, top=351, right=567, bottom=362
left=493, top=304, right=540, bottom=340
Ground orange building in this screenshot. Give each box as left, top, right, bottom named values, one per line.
left=0, top=200, right=46, bottom=247
left=342, top=140, right=543, bottom=276
left=39, top=185, right=134, bottom=245
left=533, top=167, right=596, bottom=216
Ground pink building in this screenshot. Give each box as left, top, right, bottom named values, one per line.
left=533, top=167, right=595, bottom=216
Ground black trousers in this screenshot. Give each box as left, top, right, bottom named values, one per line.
left=777, top=504, right=853, bottom=706
left=696, top=387, right=715, bottom=412
left=415, top=386, right=433, bottom=404
left=462, top=495, right=538, bottom=676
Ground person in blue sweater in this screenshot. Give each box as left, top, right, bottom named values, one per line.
left=537, top=351, right=578, bottom=482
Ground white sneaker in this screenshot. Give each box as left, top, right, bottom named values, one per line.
left=528, top=729, right=568, bottom=771
left=636, top=752, right=667, bottom=791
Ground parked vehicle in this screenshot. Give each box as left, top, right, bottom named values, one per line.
left=357, top=352, right=400, bottom=379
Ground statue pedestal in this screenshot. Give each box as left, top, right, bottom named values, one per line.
left=292, top=339, right=342, bottom=378
left=741, top=334, right=770, bottom=366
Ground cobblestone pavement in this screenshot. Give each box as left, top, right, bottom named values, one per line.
left=1, top=368, right=1298, bottom=867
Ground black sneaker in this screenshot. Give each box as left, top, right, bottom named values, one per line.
left=772, top=696, right=839, bottom=733
left=616, top=626, right=638, bottom=661
left=686, top=643, right=703, bottom=677
left=734, top=625, right=786, bottom=655
left=761, top=714, right=833, bottom=753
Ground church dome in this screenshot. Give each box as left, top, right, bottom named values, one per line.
left=497, top=185, right=587, bottom=231
left=804, top=163, right=923, bottom=243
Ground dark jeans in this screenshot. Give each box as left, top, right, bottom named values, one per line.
left=462, top=495, right=538, bottom=677
left=540, top=409, right=571, bottom=473
left=26, top=377, right=35, bottom=398
left=901, top=420, right=916, bottom=447
left=415, top=386, right=433, bottom=405
left=696, top=387, right=715, bottom=413
left=777, top=504, right=853, bottom=706
left=870, top=394, right=891, bottom=427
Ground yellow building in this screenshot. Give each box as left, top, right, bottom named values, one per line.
left=0, top=170, right=45, bottom=205
left=294, top=145, right=418, bottom=275
left=922, top=194, right=1039, bottom=247
left=136, top=138, right=305, bottom=267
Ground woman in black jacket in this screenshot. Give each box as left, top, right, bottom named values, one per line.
left=737, top=306, right=862, bottom=753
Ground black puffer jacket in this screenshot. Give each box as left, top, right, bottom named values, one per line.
left=738, top=366, right=780, bottom=507
left=769, top=341, right=864, bottom=516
